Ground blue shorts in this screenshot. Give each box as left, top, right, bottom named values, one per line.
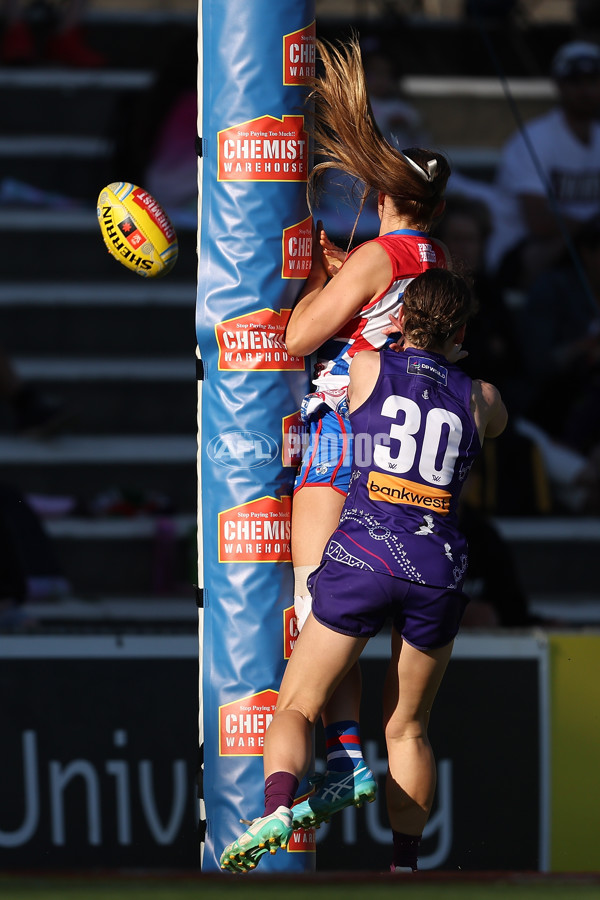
left=308, top=559, right=468, bottom=650
left=293, top=409, right=352, bottom=496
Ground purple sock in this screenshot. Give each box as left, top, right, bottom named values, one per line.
left=392, top=830, right=421, bottom=871
left=263, top=771, right=299, bottom=816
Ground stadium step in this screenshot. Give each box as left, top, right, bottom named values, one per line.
left=0, top=210, right=198, bottom=281
left=0, top=67, right=156, bottom=199
left=0, top=279, right=197, bottom=355
left=22, top=589, right=600, bottom=634
left=40, top=514, right=198, bottom=598
left=14, top=508, right=600, bottom=627
left=0, top=357, right=197, bottom=435
left=494, top=518, right=600, bottom=597
left=23, top=592, right=199, bottom=633
left=0, top=8, right=593, bottom=629
left=0, top=434, right=197, bottom=511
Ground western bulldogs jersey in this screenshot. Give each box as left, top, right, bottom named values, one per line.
left=303, top=230, right=448, bottom=423
left=323, top=347, right=481, bottom=589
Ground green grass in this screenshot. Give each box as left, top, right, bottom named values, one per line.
left=2, top=875, right=600, bottom=900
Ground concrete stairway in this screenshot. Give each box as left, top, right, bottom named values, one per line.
left=1, top=9, right=597, bottom=632
left=0, top=34, right=200, bottom=630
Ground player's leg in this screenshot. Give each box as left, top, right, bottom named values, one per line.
left=220, top=614, right=365, bottom=872
left=292, top=409, right=350, bottom=628
left=291, top=484, right=345, bottom=564
left=291, top=483, right=345, bottom=629
left=293, top=561, right=386, bottom=830
left=293, top=485, right=366, bottom=774
left=291, top=412, right=372, bottom=823
left=383, top=628, right=454, bottom=871
left=264, top=612, right=367, bottom=778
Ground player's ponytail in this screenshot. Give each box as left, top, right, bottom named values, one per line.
left=307, top=36, right=450, bottom=238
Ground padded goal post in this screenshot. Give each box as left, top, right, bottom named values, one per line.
left=196, top=0, right=316, bottom=873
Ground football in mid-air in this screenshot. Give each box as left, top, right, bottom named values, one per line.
left=97, top=182, right=178, bottom=278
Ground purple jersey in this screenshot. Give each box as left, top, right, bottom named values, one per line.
left=323, top=347, right=481, bottom=589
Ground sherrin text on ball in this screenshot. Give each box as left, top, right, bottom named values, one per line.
left=97, top=182, right=178, bottom=278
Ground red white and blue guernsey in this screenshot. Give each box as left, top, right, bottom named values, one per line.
left=294, top=230, right=448, bottom=496
left=324, top=347, right=481, bottom=590
left=302, top=229, right=449, bottom=424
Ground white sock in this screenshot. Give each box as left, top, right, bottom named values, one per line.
left=294, top=565, right=316, bottom=632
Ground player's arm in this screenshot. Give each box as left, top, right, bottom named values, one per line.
left=347, top=350, right=381, bottom=413
left=285, top=240, right=392, bottom=358
left=471, top=379, right=508, bottom=443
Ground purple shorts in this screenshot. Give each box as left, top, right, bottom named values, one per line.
left=308, top=559, right=468, bottom=650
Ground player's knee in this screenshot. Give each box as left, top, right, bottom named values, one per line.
left=275, top=698, right=320, bottom=728
left=385, top=717, right=427, bottom=746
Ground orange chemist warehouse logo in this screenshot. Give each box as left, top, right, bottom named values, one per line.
left=219, top=495, right=292, bottom=563
left=215, top=308, right=304, bottom=371
left=289, top=780, right=316, bottom=852
left=283, top=605, right=299, bottom=660
left=282, top=216, right=312, bottom=279
left=288, top=827, right=315, bottom=853
left=219, top=690, right=278, bottom=756
left=282, top=410, right=307, bottom=468
left=283, top=22, right=316, bottom=85
left=218, top=115, right=308, bottom=182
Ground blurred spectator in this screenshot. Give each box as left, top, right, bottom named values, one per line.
left=0, top=348, right=69, bottom=437
left=464, top=0, right=517, bottom=19
left=576, top=0, right=600, bottom=36
left=516, top=219, right=600, bottom=464
left=459, top=495, right=558, bottom=629
left=1, top=0, right=106, bottom=66
left=499, top=217, right=600, bottom=514
left=433, top=195, right=524, bottom=410
left=486, top=41, right=600, bottom=291
left=0, top=481, right=71, bottom=633
left=144, top=88, right=197, bottom=221
left=434, top=196, right=552, bottom=517
left=112, top=28, right=197, bottom=224
left=363, top=48, right=427, bottom=149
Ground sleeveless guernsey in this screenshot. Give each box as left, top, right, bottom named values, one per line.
left=324, top=347, right=481, bottom=589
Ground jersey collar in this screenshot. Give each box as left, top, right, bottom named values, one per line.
left=384, top=228, right=429, bottom=237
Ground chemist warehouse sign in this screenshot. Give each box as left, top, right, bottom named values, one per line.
left=218, top=496, right=292, bottom=563
left=217, top=115, right=308, bottom=182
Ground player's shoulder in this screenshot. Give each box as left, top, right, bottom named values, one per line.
left=469, top=378, right=508, bottom=440
left=350, top=348, right=381, bottom=374
left=471, top=378, right=507, bottom=429
left=471, top=378, right=501, bottom=405
left=344, top=239, right=395, bottom=279
left=374, top=232, right=446, bottom=269
left=353, top=237, right=396, bottom=260
left=348, top=350, right=381, bottom=411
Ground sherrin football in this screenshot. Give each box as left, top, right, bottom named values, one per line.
left=97, top=182, right=178, bottom=278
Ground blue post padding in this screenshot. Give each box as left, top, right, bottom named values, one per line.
left=197, top=0, right=315, bottom=872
